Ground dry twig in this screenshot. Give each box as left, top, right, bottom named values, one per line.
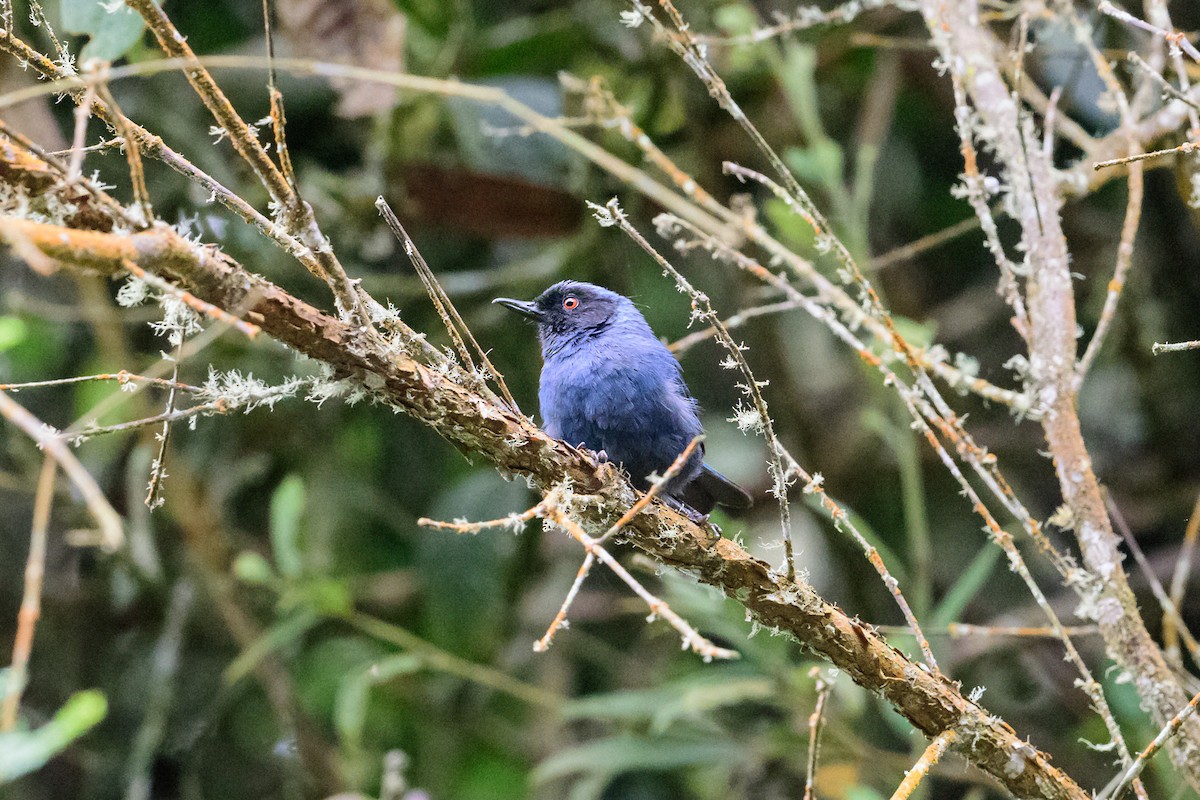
left=0, top=457, right=56, bottom=730
left=0, top=391, right=123, bottom=551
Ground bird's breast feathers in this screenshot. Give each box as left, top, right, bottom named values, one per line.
left=539, top=346, right=700, bottom=447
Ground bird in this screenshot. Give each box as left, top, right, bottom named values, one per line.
left=493, top=280, right=752, bottom=516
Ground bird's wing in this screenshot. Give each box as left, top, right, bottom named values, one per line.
left=677, top=463, right=753, bottom=514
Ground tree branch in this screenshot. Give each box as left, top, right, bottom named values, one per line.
left=0, top=213, right=1087, bottom=800
left=920, top=0, right=1200, bottom=785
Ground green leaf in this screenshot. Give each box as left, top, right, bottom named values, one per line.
left=801, top=491, right=909, bottom=588
left=231, top=551, right=275, bottom=585
left=0, top=690, right=107, bottom=783
left=0, top=316, right=27, bottom=352
left=564, top=673, right=775, bottom=734
left=847, top=786, right=888, bottom=800
left=334, top=653, right=422, bottom=752
left=417, top=470, right=527, bottom=660
left=534, top=734, right=735, bottom=785
left=785, top=141, right=844, bottom=193
left=930, top=544, right=1002, bottom=628
left=270, top=474, right=306, bottom=578
left=714, top=5, right=757, bottom=36
left=59, top=0, right=146, bottom=62
left=223, top=609, right=319, bottom=686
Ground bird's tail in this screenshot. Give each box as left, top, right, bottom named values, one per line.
left=676, top=463, right=753, bottom=515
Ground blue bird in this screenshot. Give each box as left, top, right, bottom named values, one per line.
left=494, top=281, right=752, bottom=516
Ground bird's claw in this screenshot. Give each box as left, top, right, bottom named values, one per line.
left=664, top=495, right=712, bottom=526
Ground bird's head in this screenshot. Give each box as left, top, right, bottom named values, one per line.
left=493, top=281, right=626, bottom=348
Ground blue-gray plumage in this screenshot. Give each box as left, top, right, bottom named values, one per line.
left=494, top=281, right=752, bottom=515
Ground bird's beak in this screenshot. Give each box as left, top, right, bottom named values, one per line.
left=492, top=297, right=544, bottom=321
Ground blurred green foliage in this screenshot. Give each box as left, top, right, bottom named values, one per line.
left=1, top=0, right=1200, bottom=799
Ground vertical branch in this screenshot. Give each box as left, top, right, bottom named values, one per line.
left=144, top=342, right=180, bottom=511
left=66, top=82, right=96, bottom=183
left=261, top=0, right=297, bottom=192
left=1165, top=492, right=1200, bottom=666
left=921, top=0, right=1200, bottom=784
left=1073, top=1, right=1144, bottom=382
left=92, top=80, right=154, bottom=225
left=0, top=457, right=56, bottom=731
left=803, top=668, right=832, bottom=800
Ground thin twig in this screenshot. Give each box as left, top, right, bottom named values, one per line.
left=1094, top=139, right=1199, bottom=170
left=0, top=372, right=202, bottom=394
left=144, top=342, right=181, bottom=510
left=944, top=623, right=1099, bottom=639
left=1127, top=51, right=1200, bottom=111
left=0, top=392, right=123, bottom=551
left=1097, top=688, right=1200, bottom=800
left=123, top=260, right=261, bottom=339
left=669, top=300, right=803, bottom=354
left=869, top=215, right=982, bottom=271
left=888, top=729, right=956, bottom=800
left=1152, top=339, right=1200, bottom=354
left=533, top=551, right=595, bottom=653
left=66, top=82, right=96, bottom=184
left=594, top=435, right=703, bottom=545
left=261, top=0, right=297, bottom=193
left=1106, top=493, right=1200, bottom=669
left=1075, top=15, right=1145, bottom=384
left=1098, top=1, right=1200, bottom=63
left=1165, top=491, right=1200, bottom=665
left=804, top=668, right=833, bottom=800
left=0, top=457, right=55, bottom=730
left=64, top=401, right=229, bottom=440
left=375, top=198, right=519, bottom=411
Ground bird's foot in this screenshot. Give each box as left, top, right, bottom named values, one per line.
left=664, top=496, right=714, bottom=527
left=593, top=449, right=609, bottom=463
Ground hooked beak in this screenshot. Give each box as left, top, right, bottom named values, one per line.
left=492, top=297, right=543, bottom=321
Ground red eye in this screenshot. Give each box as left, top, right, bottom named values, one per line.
left=562, top=296, right=579, bottom=310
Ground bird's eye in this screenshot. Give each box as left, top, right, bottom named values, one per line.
left=562, top=296, right=579, bottom=310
